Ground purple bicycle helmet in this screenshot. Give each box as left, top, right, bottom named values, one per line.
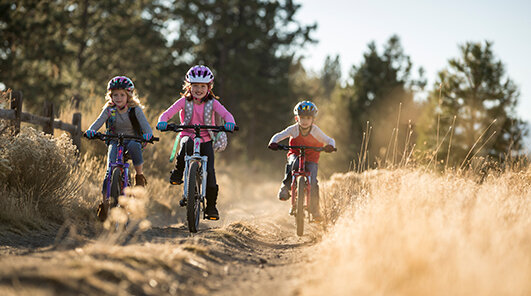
left=185, top=65, right=214, bottom=84
left=294, top=101, right=318, bottom=117
left=107, top=76, right=135, bottom=92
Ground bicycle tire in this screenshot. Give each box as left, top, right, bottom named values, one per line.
left=110, top=167, right=123, bottom=208
left=186, top=161, right=201, bottom=233
left=296, top=177, right=305, bottom=236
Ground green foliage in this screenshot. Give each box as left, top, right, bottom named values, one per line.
left=417, top=41, right=527, bottom=167
left=320, top=55, right=341, bottom=98
left=1, top=0, right=315, bottom=164
left=0, top=1, right=180, bottom=107
left=170, top=0, right=316, bottom=160
left=0, top=1, right=74, bottom=105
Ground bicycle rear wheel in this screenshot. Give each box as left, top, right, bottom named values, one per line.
left=186, top=161, right=201, bottom=233
left=110, top=167, right=123, bottom=208
left=296, top=177, right=305, bottom=236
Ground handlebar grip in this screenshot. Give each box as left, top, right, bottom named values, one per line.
left=83, top=132, right=103, bottom=139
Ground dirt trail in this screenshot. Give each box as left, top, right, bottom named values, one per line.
left=0, top=189, right=323, bottom=296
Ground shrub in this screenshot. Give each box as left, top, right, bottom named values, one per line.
left=0, top=127, right=84, bottom=229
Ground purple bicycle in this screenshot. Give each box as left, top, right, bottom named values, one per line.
left=84, top=132, right=159, bottom=221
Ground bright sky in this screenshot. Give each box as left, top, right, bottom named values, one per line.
left=296, top=0, right=531, bottom=145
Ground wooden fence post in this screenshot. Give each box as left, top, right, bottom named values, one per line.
left=10, top=91, right=23, bottom=135
left=72, top=112, right=82, bottom=151
left=42, top=100, right=54, bottom=135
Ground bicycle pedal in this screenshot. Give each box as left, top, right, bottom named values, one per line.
left=179, top=199, right=187, bottom=207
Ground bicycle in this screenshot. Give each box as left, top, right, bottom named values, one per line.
left=84, top=132, right=159, bottom=221
left=275, top=144, right=336, bottom=236
left=160, top=123, right=238, bottom=233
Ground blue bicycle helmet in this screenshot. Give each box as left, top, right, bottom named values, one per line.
left=294, top=101, right=318, bottom=117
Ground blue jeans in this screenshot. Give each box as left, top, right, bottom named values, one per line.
left=282, top=154, right=318, bottom=187
left=106, top=140, right=143, bottom=167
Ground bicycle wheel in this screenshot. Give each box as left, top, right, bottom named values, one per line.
left=186, top=161, right=201, bottom=233
left=110, top=167, right=123, bottom=208
left=296, top=177, right=305, bottom=236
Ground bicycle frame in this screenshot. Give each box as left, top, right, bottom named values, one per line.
left=104, top=136, right=130, bottom=201
left=182, top=130, right=209, bottom=218
left=84, top=133, right=159, bottom=202
left=160, top=123, right=238, bottom=228
left=290, top=150, right=311, bottom=217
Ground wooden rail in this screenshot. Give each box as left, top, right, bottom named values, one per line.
left=0, top=91, right=83, bottom=150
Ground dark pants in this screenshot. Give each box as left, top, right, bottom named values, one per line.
left=175, top=138, right=217, bottom=188
left=282, top=155, right=320, bottom=215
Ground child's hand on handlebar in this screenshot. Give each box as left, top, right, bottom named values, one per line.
left=324, top=144, right=336, bottom=152
left=268, top=143, right=279, bottom=151
left=224, top=122, right=235, bottom=131
left=156, top=121, right=167, bottom=131
left=143, top=133, right=153, bottom=141
left=85, top=129, right=97, bottom=138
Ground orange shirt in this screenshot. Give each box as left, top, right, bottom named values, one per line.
left=269, top=124, right=335, bottom=163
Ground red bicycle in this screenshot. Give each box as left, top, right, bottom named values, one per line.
left=276, top=144, right=336, bottom=236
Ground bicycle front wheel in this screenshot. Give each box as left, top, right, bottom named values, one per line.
left=186, top=161, right=201, bottom=233
left=110, top=167, right=123, bottom=208
left=296, top=177, right=305, bottom=236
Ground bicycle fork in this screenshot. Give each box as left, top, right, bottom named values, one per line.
left=105, top=163, right=129, bottom=203
left=182, top=139, right=209, bottom=215
left=291, top=169, right=313, bottom=216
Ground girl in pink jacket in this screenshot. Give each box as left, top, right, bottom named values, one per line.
left=156, top=65, right=235, bottom=220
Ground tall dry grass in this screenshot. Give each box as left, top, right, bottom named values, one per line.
left=0, top=127, right=94, bottom=231
left=305, top=168, right=531, bottom=295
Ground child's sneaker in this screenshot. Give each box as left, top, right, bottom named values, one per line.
left=311, top=214, right=322, bottom=223
left=289, top=206, right=296, bottom=216
left=205, top=206, right=220, bottom=220
left=135, top=174, right=147, bottom=187
left=310, top=209, right=322, bottom=222
left=169, top=169, right=183, bottom=185
left=278, top=184, right=291, bottom=201
left=96, top=201, right=109, bottom=222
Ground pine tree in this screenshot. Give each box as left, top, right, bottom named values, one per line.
left=342, top=35, right=424, bottom=168
left=320, top=55, right=341, bottom=99
left=418, top=41, right=527, bottom=167
left=170, top=0, right=316, bottom=160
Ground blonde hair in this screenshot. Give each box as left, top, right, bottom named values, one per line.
left=102, top=89, right=144, bottom=110
left=180, top=81, right=219, bottom=102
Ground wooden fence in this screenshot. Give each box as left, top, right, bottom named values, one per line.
left=0, top=91, right=83, bottom=150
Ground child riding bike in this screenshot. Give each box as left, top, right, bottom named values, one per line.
left=156, top=65, right=236, bottom=221
left=85, top=76, right=154, bottom=212
left=268, top=101, right=336, bottom=220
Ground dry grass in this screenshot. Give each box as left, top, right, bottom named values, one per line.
left=0, top=127, right=91, bottom=230
left=4, top=90, right=531, bottom=295
left=304, top=168, right=531, bottom=296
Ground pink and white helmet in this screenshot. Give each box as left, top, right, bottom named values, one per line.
left=185, top=65, right=214, bottom=84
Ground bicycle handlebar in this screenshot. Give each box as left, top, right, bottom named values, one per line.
left=83, top=132, right=159, bottom=144
left=277, top=144, right=337, bottom=152
left=160, top=123, right=239, bottom=133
